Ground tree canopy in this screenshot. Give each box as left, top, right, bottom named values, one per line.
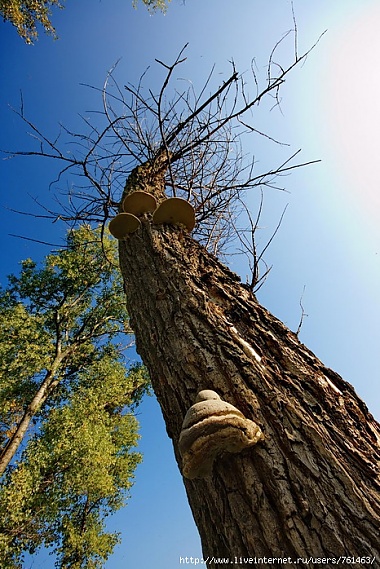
left=0, top=225, right=149, bottom=568
left=0, top=0, right=170, bottom=43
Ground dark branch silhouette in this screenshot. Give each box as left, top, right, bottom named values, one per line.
left=2, top=30, right=324, bottom=282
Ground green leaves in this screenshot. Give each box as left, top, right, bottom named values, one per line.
left=0, top=225, right=130, bottom=455
left=0, top=225, right=150, bottom=568
left=0, top=0, right=61, bottom=44
left=134, top=0, right=171, bottom=13
left=0, top=357, right=144, bottom=567
left=1, top=0, right=170, bottom=44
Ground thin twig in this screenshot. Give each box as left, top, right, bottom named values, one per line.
left=296, top=285, right=308, bottom=336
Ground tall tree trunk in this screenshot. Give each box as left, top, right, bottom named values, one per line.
left=0, top=355, right=65, bottom=476
left=119, top=165, right=380, bottom=567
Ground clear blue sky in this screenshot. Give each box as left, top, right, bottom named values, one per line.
left=1, top=1, right=379, bottom=568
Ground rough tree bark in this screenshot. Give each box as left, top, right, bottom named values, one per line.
left=118, top=162, right=380, bottom=568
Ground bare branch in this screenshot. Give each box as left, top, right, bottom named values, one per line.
left=3, top=30, right=324, bottom=263
left=7, top=234, right=67, bottom=248
left=296, top=285, right=308, bottom=336
left=231, top=192, right=287, bottom=292
left=291, top=1, right=299, bottom=62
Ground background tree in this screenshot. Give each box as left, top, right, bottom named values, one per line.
left=0, top=225, right=149, bottom=567
left=0, top=0, right=62, bottom=43
left=5, top=37, right=380, bottom=567
left=0, top=0, right=170, bottom=43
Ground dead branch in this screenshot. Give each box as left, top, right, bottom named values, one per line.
left=232, top=193, right=288, bottom=292
left=296, top=284, right=308, bottom=336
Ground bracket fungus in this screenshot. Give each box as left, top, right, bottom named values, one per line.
left=179, top=390, right=264, bottom=479
left=108, top=212, right=141, bottom=239
left=152, top=197, right=196, bottom=232
left=122, top=191, right=157, bottom=216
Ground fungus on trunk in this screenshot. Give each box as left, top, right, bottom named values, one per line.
left=122, top=191, right=157, bottom=216
left=179, top=390, right=264, bottom=479
left=153, top=197, right=196, bottom=232
left=109, top=213, right=141, bottom=239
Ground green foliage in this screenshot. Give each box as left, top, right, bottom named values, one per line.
left=1, top=0, right=170, bottom=44
left=0, top=225, right=150, bottom=568
left=133, top=0, right=171, bottom=13
left=0, top=0, right=62, bottom=43
left=0, top=225, right=130, bottom=442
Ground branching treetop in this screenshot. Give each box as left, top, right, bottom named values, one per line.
left=3, top=32, right=323, bottom=278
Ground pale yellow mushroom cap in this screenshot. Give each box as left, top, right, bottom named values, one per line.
left=109, top=213, right=141, bottom=239
left=153, top=197, right=196, bottom=232
left=122, top=191, right=157, bottom=216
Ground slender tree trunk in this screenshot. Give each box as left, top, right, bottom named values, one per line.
left=119, top=165, right=380, bottom=568
left=0, top=356, right=65, bottom=476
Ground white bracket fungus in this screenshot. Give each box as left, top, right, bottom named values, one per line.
left=122, top=191, right=157, bottom=216
left=153, top=197, right=196, bottom=232
left=108, top=212, right=141, bottom=239
left=179, top=390, right=264, bottom=479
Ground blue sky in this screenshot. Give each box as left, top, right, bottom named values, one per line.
left=1, top=1, right=380, bottom=568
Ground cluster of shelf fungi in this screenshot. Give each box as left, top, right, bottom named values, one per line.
left=109, top=191, right=196, bottom=239
left=110, top=193, right=264, bottom=479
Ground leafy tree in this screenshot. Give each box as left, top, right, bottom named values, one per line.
left=0, top=225, right=149, bottom=567
left=0, top=0, right=170, bottom=44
